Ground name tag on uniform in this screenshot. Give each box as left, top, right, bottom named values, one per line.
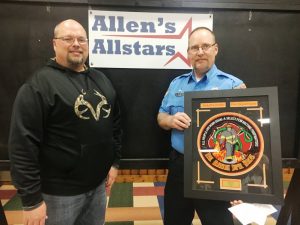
left=175, top=89, right=184, bottom=97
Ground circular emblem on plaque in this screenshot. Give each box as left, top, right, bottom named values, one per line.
left=197, top=112, right=264, bottom=176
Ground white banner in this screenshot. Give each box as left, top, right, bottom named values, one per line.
left=88, top=10, right=213, bottom=69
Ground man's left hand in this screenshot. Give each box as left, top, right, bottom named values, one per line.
left=105, top=166, right=118, bottom=193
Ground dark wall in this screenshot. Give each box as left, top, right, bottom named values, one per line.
left=1, top=1, right=300, bottom=168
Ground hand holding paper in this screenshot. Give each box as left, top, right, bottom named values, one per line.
left=228, top=203, right=277, bottom=225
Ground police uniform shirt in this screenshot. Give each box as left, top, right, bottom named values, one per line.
left=159, top=64, right=244, bottom=154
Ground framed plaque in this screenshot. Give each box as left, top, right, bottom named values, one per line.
left=184, top=87, right=283, bottom=204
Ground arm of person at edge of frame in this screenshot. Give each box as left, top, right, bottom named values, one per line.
left=230, top=82, right=246, bottom=206
left=23, top=201, right=48, bottom=225
left=105, top=166, right=118, bottom=193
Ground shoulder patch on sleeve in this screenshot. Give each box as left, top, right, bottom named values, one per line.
left=234, top=83, right=247, bottom=89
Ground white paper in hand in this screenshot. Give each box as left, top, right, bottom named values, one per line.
left=228, top=203, right=277, bottom=225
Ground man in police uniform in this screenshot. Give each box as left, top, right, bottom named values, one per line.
left=157, top=27, right=246, bottom=225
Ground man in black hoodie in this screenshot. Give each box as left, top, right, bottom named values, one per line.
left=9, top=19, right=122, bottom=225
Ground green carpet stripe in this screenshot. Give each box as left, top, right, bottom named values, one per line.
left=108, top=183, right=133, bottom=208
left=3, top=183, right=134, bottom=210
left=3, top=195, right=22, bottom=211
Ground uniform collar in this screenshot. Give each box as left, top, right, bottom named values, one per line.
left=188, top=64, right=218, bottom=83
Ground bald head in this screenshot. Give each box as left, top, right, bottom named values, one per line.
left=188, top=27, right=216, bottom=47
left=54, top=19, right=87, bottom=38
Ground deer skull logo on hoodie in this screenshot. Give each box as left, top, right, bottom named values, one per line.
left=74, top=89, right=111, bottom=121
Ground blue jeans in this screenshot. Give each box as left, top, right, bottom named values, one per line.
left=43, top=181, right=106, bottom=225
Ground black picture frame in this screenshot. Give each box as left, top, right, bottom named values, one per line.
left=184, top=87, right=283, bottom=204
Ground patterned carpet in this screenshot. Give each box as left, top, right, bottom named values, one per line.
left=0, top=182, right=200, bottom=225
left=0, top=174, right=293, bottom=225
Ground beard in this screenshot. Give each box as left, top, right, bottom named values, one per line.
left=67, top=54, right=84, bottom=66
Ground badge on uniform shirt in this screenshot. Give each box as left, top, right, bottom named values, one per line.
left=175, top=89, right=184, bottom=97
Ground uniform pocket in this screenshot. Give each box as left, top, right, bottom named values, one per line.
left=170, top=105, right=184, bottom=115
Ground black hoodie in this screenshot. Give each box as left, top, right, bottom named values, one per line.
left=9, top=59, right=122, bottom=207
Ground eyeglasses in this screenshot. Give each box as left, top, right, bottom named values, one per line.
left=54, top=36, right=88, bottom=45
left=189, top=43, right=216, bottom=53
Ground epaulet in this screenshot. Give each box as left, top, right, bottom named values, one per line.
left=216, top=71, right=239, bottom=82
left=171, top=72, right=191, bottom=83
